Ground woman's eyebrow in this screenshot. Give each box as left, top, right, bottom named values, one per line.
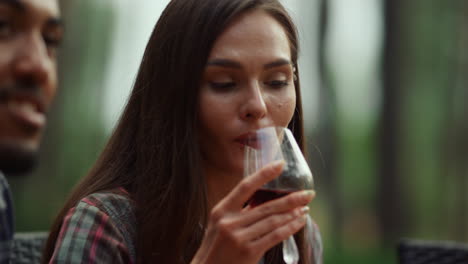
left=206, top=58, right=292, bottom=70
left=206, top=59, right=242, bottom=69
left=263, top=58, right=292, bottom=70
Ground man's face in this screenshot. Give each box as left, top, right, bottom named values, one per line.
left=0, top=0, right=62, bottom=174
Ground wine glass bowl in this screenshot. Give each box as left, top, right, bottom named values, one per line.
left=244, top=126, right=313, bottom=192
left=243, top=126, right=314, bottom=264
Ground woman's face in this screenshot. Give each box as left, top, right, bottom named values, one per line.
left=198, top=9, right=296, bottom=175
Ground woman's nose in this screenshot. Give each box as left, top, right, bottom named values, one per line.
left=240, top=83, right=267, bottom=121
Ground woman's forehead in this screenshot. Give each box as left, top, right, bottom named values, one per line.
left=208, top=10, right=291, bottom=61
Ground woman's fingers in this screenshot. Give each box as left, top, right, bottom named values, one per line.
left=216, top=160, right=285, bottom=211
left=238, top=206, right=309, bottom=241
left=235, top=190, right=315, bottom=227
left=250, top=214, right=308, bottom=253
left=202, top=160, right=316, bottom=263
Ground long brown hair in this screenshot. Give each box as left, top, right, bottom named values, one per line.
left=43, top=0, right=310, bottom=263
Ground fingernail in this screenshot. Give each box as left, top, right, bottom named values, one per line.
left=302, top=190, right=315, bottom=198
left=294, top=206, right=309, bottom=217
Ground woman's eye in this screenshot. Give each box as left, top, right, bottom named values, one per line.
left=266, top=80, right=289, bottom=88
left=209, top=81, right=236, bottom=91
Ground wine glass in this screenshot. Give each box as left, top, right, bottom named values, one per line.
left=244, top=126, right=314, bottom=264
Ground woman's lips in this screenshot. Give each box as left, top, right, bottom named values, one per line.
left=235, top=132, right=260, bottom=149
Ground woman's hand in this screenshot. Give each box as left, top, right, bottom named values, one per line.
left=191, top=160, right=315, bottom=264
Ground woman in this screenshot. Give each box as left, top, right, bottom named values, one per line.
left=43, top=0, right=322, bottom=263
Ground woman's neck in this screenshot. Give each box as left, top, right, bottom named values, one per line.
left=204, top=165, right=243, bottom=211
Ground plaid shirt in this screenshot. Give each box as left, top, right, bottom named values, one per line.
left=49, top=189, right=322, bottom=264
left=0, top=172, right=14, bottom=264
left=49, top=190, right=136, bottom=264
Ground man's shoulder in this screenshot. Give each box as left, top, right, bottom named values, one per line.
left=0, top=171, right=14, bottom=263
left=0, top=171, right=14, bottom=224
left=0, top=171, right=9, bottom=194
left=0, top=172, right=9, bottom=208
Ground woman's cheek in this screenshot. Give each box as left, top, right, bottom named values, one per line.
left=272, top=93, right=296, bottom=126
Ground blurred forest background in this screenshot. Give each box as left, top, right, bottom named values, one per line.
left=8, top=0, right=467, bottom=263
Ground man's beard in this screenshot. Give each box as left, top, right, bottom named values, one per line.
left=0, top=142, right=38, bottom=175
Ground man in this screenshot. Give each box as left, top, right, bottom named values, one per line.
left=0, top=0, right=63, bottom=262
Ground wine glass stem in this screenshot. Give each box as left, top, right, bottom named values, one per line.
left=282, top=235, right=299, bottom=264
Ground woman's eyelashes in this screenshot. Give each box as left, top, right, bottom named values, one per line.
left=209, top=80, right=289, bottom=92
left=207, top=72, right=291, bottom=91
left=265, top=79, right=289, bottom=88
left=209, top=81, right=236, bottom=90
left=264, top=72, right=291, bottom=88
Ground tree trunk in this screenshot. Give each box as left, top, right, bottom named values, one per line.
left=377, top=0, right=407, bottom=245
left=317, top=0, right=343, bottom=247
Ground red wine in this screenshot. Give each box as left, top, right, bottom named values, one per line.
left=249, top=188, right=294, bottom=207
